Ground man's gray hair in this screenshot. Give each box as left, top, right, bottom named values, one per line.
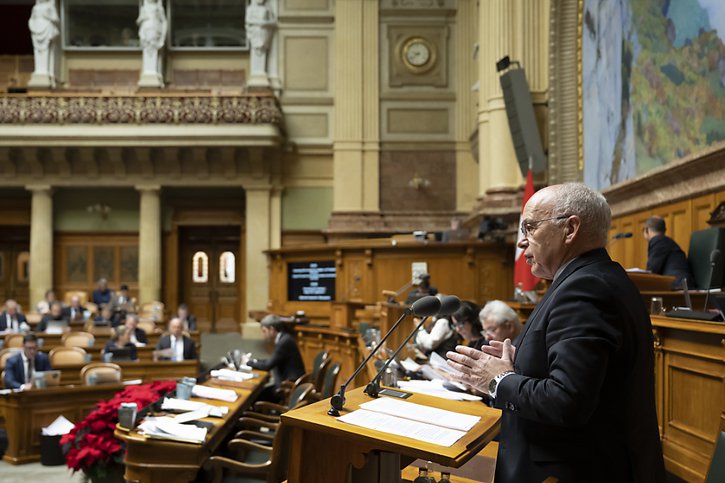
left=479, top=300, right=521, bottom=328
left=260, top=314, right=284, bottom=331
left=550, top=183, right=611, bottom=245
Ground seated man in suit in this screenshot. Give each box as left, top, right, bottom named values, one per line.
left=644, top=216, right=693, bottom=288
left=479, top=300, right=522, bottom=344
left=36, top=301, right=68, bottom=332
left=156, top=318, right=196, bottom=361
left=4, top=333, right=52, bottom=390
left=63, top=295, right=87, bottom=323
left=93, top=304, right=114, bottom=326
left=176, top=303, right=197, bottom=331
left=0, top=299, right=29, bottom=333
left=92, top=278, right=114, bottom=307
left=247, top=314, right=306, bottom=402
left=124, top=314, right=148, bottom=346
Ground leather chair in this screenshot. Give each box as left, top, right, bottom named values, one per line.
left=0, top=347, right=21, bottom=372
left=243, top=382, right=315, bottom=424
left=4, top=333, right=24, bottom=348
left=316, top=361, right=341, bottom=400
left=688, top=227, right=725, bottom=289
left=137, top=319, right=157, bottom=335
left=64, top=290, right=89, bottom=306
left=62, top=331, right=95, bottom=348
left=706, top=411, right=725, bottom=483
left=279, top=350, right=330, bottom=398
left=81, top=362, right=122, bottom=385
left=49, top=346, right=87, bottom=366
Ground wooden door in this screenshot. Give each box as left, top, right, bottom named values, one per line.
left=180, top=226, right=241, bottom=333
left=0, top=227, right=30, bottom=310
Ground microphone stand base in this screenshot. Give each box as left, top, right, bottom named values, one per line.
left=327, top=407, right=341, bottom=416
left=364, top=382, right=380, bottom=398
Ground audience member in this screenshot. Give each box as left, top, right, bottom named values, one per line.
left=441, top=217, right=470, bottom=242
left=404, top=273, right=438, bottom=305
left=35, top=289, right=58, bottom=315
left=63, top=295, right=87, bottom=323
left=4, top=334, right=52, bottom=390
left=94, top=305, right=114, bottom=326
left=643, top=216, right=693, bottom=288
left=110, top=284, right=136, bottom=320
left=176, top=303, right=197, bottom=331
left=452, top=300, right=485, bottom=350
left=247, top=314, right=305, bottom=402
left=125, top=314, right=148, bottom=346
left=479, top=300, right=522, bottom=344
left=92, top=278, right=114, bottom=306
left=103, top=326, right=138, bottom=361
left=1, top=299, right=29, bottom=333
left=414, top=299, right=461, bottom=359
left=36, top=301, right=68, bottom=332
left=156, top=318, right=196, bottom=361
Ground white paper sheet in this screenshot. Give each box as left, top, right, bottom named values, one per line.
left=338, top=409, right=466, bottom=447
left=161, top=397, right=229, bottom=417
left=42, top=415, right=75, bottom=436
left=400, top=357, right=421, bottom=372
left=173, top=407, right=210, bottom=423
left=397, top=380, right=482, bottom=402
left=210, top=368, right=254, bottom=382
left=138, top=416, right=207, bottom=444
left=359, top=397, right=479, bottom=432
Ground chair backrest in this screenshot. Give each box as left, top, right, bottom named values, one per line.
left=0, top=347, right=21, bottom=370
left=81, top=362, right=122, bottom=385
left=287, top=382, right=315, bottom=408
left=688, top=228, right=725, bottom=289
left=25, top=312, right=42, bottom=325
left=267, top=422, right=291, bottom=483
left=62, top=331, right=95, bottom=348
left=313, top=357, right=331, bottom=393
left=140, top=301, right=165, bottom=321
left=137, top=320, right=157, bottom=335
left=84, top=302, right=99, bottom=317
left=49, top=346, right=87, bottom=366
left=4, top=333, right=24, bottom=348
left=64, top=290, right=88, bottom=306
left=321, top=362, right=341, bottom=399
left=706, top=411, right=725, bottom=483
left=310, top=350, right=329, bottom=380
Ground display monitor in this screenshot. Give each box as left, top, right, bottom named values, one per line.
left=287, top=261, right=336, bottom=302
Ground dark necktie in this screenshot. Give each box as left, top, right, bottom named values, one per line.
left=27, top=357, right=34, bottom=383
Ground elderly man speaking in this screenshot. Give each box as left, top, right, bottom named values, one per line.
left=447, top=183, right=664, bottom=483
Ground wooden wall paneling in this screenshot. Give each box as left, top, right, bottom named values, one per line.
left=343, top=254, right=367, bottom=303
left=690, top=193, right=716, bottom=232
left=608, top=218, right=625, bottom=266
left=652, top=200, right=691, bottom=255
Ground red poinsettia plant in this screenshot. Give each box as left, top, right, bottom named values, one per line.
left=61, top=380, right=177, bottom=481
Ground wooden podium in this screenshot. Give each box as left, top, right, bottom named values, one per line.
left=281, top=386, right=500, bottom=483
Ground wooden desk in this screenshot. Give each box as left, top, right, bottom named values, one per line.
left=52, top=360, right=199, bottom=385
left=0, top=383, right=125, bottom=464
left=628, top=272, right=676, bottom=291
left=282, top=386, right=500, bottom=483
left=115, top=371, right=269, bottom=483
left=32, top=330, right=202, bottom=352
left=295, top=324, right=364, bottom=388
left=650, top=315, right=725, bottom=482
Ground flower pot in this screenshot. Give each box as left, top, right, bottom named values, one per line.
left=88, top=464, right=126, bottom=483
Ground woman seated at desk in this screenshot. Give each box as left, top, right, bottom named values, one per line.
left=414, top=296, right=461, bottom=359
left=103, top=326, right=138, bottom=361
left=452, top=300, right=485, bottom=350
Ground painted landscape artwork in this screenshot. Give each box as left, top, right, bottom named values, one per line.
left=583, top=0, right=725, bottom=189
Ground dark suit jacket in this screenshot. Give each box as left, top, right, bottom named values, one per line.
left=156, top=334, right=197, bottom=360
left=0, top=312, right=27, bottom=331
left=92, top=289, right=114, bottom=306
left=247, top=332, right=305, bottom=386
left=647, top=234, right=693, bottom=288
left=132, top=327, right=148, bottom=345
left=62, top=305, right=86, bottom=322
left=36, top=314, right=69, bottom=332
left=180, top=315, right=197, bottom=331
left=4, top=351, right=52, bottom=389
left=494, top=248, right=665, bottom=483
left=103, top=340, right=138, bottom=361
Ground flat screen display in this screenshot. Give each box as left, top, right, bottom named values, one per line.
left=287, top=261, right=336, bottom=302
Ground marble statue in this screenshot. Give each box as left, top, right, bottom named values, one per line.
left=246, top=0, right=276, bottom=87
left=137, top=0, right=168, bottom=87
left=28, top=0, right=60, bottom=88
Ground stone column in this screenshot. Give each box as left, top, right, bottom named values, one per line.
left=244, top=186, right=272, bottom=333
left=136, top=185, right=161, bottom=304
left=28, top=185, right=53, bottom=309
left=270, top=187, right=282, bottom=250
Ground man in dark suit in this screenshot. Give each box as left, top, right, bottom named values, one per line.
left=644, top=216, right=693, bottom=288
left=124, top=314, right=148, bottom=346
left=62, top=295, right=86, bottom=323
left=36, top=301, right=68, bottom=332
left=247, top=314, right=305, bottom=402
left=0, top=299, right=28, bottom=333
left=447, top=183, right=664, bottom=483
left=91, top=278, right=114, bottom=306
left=176, top=303, right=197, bottom=331
left=156, top=318, right=196, bottom=360
left=4, top=333, right=52, bottom=390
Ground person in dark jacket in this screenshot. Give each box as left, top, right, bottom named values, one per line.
left=4, top=334, right=52, bottom=390
left=644, top=216, right=693, bottom=289
left=156, top=318, right=197, bottom=360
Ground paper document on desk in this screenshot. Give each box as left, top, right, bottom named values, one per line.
left=191, top=384, right=238, bottom=402
left=173, top=407, right=210, bottom=423
left=161, top=397, right=229, bottom=417
left=138, top=416, right=207, bottom=444
left=42, top=416, right=75, bottom=436
left=429, top=351, right=461, bottom=376
left=360, top=397, right=479, bottom=432
left=338, top=409, right=466, bottom=447
left=397, top=380, right=482, bottom=402
left=400, top=357, right=421, bottom=372
left=210, top=368, right=254, bottom=382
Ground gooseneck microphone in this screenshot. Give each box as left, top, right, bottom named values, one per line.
left=703, top=249, right=721, bottom=312
left=327, top=295, right=441, bottom=416
left=612, top=232, right=633, bottom=240
left=364, top=295, right=462, bottom=399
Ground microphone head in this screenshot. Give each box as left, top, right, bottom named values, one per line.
left=613, top=232, right=633, bottom=239
left=410, top=295, right=441, bottom=317
left=711, top=249, right=721, bottom=265
left=436, top=295, right=461, bottom=316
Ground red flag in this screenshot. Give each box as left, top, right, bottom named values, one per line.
left=514, top=168, right=539, bottom=291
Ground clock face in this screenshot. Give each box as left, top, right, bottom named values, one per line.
left=405, top=41, right=430, bottom=67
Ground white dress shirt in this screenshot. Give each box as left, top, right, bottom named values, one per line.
left=171, top=335, right=185, bottom=361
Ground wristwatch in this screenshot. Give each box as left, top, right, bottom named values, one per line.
left=488, top=371, right=515, bottom=399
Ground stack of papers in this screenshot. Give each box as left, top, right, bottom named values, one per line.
left=397, top=380, right=481, bottom=401
left=161, top=397, right=229, bottom=417
left=191, top=385, right=238, bottom=402
left=137, top=416, right=207, bottom=444
left=210, top=368, right=254, bottom=382
left=337, top=397, right=480, bottom=447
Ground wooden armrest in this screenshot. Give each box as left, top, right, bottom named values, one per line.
left=242, top=411, right=281, bottom=424
left=253, top=401, right=288, bottom=414
left=232, top=429, right=275, bottom=444
left=238, top=415, right=280, bottom=429
left=228, top=438, right=273, bottom=455
left=205, top=455, right=269, bottom=480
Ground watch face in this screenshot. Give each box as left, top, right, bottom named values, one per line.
left=405, top=41, right=430, bottom=67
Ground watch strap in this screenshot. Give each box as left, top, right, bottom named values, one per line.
left=489, top=370, right=515, bottom=399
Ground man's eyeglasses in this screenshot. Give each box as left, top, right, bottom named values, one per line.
left=520, top=215, right=570, bottom=238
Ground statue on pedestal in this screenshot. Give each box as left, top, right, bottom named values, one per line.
left=246, top=0, right=276, bottom=88
left=28, top=0, right=60, bottom=88
left=137, top=0, right=167, bottom=87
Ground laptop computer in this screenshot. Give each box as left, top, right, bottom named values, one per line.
left=33, top=370, right=61, bottom=388
left=45, top=320, right=69, bottom=334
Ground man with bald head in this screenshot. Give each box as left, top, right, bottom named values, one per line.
left=156, top=317, right=197, bottom=360
left=447, top=183, right=664, bottom=482
left=1, top=299, right=28, bottom=333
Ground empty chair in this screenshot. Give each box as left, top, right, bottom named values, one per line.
left=62, top=331, right=95, bottom=348
left=49, top=346, right=87, bottom=366
left=140, top=301, right=165, bottom=321
left=137, top=319, right=157, bottom=335
left=279, top=350, right=329, bottom=398
left=81, top=362, right=122, bottom=385
left=0, top=347, right=21, bottom=372
left=244, top=382, right=315, bottom=424
left=4, top=333, right=24, bottom=348
left=317, top=361, right=341, bottom=400
left=688, top=227, right=725, bottom=289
